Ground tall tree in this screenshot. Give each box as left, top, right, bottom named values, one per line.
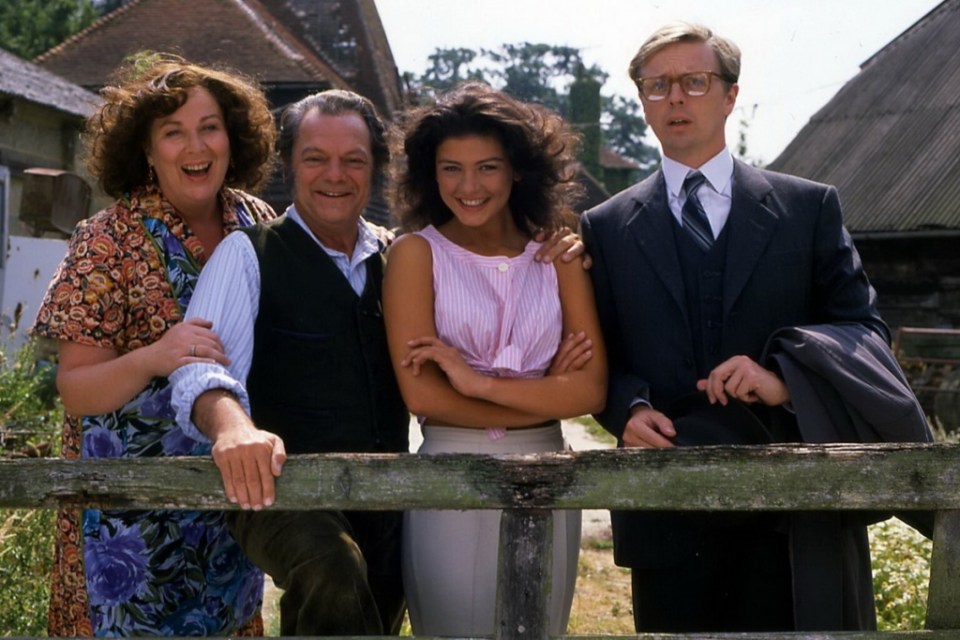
left=484, top=43, right=596, bottom=115
left=420, top=47, right=482, bottom=93
left=602, top=94, right=660, bottom=173
left=569, top=65, right=603, bottom=178
left=0, top=0, right=97, bottom=60
left=406, top=43, right=657, bottom=173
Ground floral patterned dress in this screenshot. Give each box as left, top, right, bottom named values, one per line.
left=33, top=185, right=275, bottom=637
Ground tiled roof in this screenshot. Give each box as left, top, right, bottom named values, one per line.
left=574, top=164, right=611, bottom=213
left=35, top=0, right=351, bottom=91
left=256, top=0, right=403, bottom=116
left=599, top=146, right=641, bottom=170
left=353, top=0, right=404, bottom=115
left=0, top=47, right=98, bottom=118
left=768, top=0, right=960, bottom=234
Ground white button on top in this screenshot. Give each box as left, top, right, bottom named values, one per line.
left=497, top=262, right=509, bottom=273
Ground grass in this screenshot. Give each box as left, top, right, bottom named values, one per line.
left=567, top=535, right=633, bottom=634
left=0, top=508, right=56, bottom=634
left=570, top=414, right=617, bottom=446
left=0, top=339, right=61, bottom=636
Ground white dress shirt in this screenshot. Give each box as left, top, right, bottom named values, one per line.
left=661, top=148, right=735, bottom=239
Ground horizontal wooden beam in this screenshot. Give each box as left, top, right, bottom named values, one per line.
left=5, top=631, right=960, bottom=639
left=1, top=443, right=958, bottom=511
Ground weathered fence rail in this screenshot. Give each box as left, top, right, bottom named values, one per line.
left=3, top=443, right=959, bottom=640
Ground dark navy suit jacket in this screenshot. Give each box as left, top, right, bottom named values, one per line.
left=580, top=159, right=892, bottom=628
left=582, top=160, right=887, bottom=438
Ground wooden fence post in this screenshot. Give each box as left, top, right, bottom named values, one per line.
left=925, top=509, right=960, bottom=629
left=495, top=509, right=553, bottom=640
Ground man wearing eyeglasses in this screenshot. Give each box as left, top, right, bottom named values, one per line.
left=580, top=21, right=928, bottom=634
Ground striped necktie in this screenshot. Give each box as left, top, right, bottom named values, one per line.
left=682, top=171, right=714, bottom=252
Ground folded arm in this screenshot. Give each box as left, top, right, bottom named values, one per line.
left=384, top=234, right=606, bottom=427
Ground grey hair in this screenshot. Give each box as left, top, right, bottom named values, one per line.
left=277, top=89, right=389, bottom=175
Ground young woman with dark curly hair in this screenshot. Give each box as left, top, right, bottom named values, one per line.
left=384, top=82, right=607, bottom=636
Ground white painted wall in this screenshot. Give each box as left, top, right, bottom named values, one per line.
left=1, top=235, right=67, bottom=351
left=1, top=164, right=70, bottom=352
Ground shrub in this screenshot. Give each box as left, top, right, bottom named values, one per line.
left=868, top=415, right=950, bottom=631
left=0, top=338, right=62, bottom=636
left=1, top=338, right=59, bottom=456
left=870, top=517, right=931, bottom=630
left=0, top=508, right=56, bottom=634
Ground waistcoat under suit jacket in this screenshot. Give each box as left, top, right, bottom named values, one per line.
left=581, top=160, right=887, bottom=441
left=243, top=216, right=408, bottom=455
left=580, top=160, right=894, bottom=630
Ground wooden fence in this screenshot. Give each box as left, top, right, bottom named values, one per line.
left=2, top=442, right=959, bottom=639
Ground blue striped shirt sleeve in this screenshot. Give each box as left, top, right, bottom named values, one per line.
left=170, top=231, right=261, bottom=441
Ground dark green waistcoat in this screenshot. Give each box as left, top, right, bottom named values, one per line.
left=243, top=216, right=408, bottom=455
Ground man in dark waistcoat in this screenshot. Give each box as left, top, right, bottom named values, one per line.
left=579, top=21, right=929, bottom=634
left=170, top=89, right=584, bottom=636
left=170, top=90, right=408, bottom=636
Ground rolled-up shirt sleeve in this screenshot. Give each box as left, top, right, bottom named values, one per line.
left=170, top=231, right=261, bottom=442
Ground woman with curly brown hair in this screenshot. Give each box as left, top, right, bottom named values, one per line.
left=384, top=82, right=607, bottom=636
left=32, top=53, right=277, bottom=636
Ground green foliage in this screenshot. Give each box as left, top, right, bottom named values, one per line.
left=485, top=43, right=600, bottom=115
left=406, top=43, right=657, bottom=172
left=735, top=106, right=766, bottom=168
left=569, top=70, right=603, bottom=178
left=601, top=94, right=660, bottom=173
left=931, top=418, right=960, bottom=444
left=570, top=414, right=616, bottom=446
left=870, top=517, right=931, bottom=630
left=0, top=339, right=60, bottom=455
left=0, top=0, right=98, bottom=59
left=0, top=509, right=55, bottom=634
left=0, top=339, right=62, bottom=635
left=412, top=43, right=603, bottom=114
left=418, top=47, right=483, bottom=95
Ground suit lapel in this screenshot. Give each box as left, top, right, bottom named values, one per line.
left=723, top=161, right=779, bottom=317
left=624, top=171, right=687, bottom=313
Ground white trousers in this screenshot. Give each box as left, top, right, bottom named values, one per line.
left=403, top=423, right=581, bottom=637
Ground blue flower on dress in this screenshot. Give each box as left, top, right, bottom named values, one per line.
left=160, top=424, right=199, bottom=455
left=83, top=426, right=124, bottom=459
left=85, top=523, right=150, bottom=606
left=206, top=534, right=244, bottom=590
left=82, top=509, right=101, bottom=536
left=161, top=598, right=221, bottom=635
left=162, top=231, right=184, bottom=265
left=139, top=385, right=173, bottom=419
left=179, top=516, right=205, bottom=549
left=88, top=607, right=107, bottom=636
left=233, top=566, right=264, bottom=624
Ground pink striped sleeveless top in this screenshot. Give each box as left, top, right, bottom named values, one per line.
left=416, top=224, right=562, bottom=381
